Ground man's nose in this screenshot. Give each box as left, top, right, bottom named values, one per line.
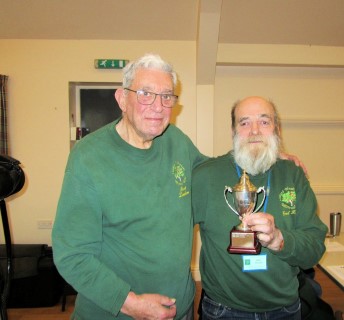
left=150, top=95, right=164, bottom=112
left=250, top=122, right=259, bottom=135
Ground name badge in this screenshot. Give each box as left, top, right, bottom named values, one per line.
left=242, top=254, right=267, bottom=272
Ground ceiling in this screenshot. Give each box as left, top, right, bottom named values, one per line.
left=2, top=0, right=343, bottom=84
left=1, top=0, right=344, bottom=46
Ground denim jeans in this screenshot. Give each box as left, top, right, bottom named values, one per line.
left=201, top=293, right=301, bottom=320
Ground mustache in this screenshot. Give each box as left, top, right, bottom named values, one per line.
left=243, top=136, right=265, bottom=143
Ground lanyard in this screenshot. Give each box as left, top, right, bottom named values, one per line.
left=235, top=164, right=271, bottom=213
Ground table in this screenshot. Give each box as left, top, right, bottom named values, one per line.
left=318, top=232, right=344, bottom=290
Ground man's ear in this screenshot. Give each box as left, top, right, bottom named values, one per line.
left=115, top=88, right=126, bottom=112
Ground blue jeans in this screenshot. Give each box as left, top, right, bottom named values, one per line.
left=201, top=293, right=301, bottom=320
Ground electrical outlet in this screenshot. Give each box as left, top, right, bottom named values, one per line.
left=37, top=220, right=53, bottom=229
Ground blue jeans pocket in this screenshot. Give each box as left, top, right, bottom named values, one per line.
left=202, top=294, right=229, bottom=319
left=281, top=298, right=301, bottom=315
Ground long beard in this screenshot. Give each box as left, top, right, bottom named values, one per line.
left=233, top=133, right=280, bottom=176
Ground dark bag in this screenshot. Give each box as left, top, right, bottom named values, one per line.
left=0, top=155, right=25, bottom=200
left=298, top=269, right=335, bottom=320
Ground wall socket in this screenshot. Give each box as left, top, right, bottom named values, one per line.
left=37, top=220, right=53, bottom=229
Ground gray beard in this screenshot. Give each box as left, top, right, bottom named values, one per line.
left=233, top=133, right=280, bottom=176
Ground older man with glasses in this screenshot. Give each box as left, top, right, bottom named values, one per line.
left=52, top=54, right=206, bottom=320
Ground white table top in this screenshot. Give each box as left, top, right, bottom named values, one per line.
left=318, top=232, right=344, bottom=290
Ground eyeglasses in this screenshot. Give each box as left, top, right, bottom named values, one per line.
left=124, top=88, right=178, bottom=108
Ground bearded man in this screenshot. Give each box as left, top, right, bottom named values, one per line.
left=192, top=96, right=328, bottom=320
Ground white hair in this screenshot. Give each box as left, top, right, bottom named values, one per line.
left=122, top=53, right=177, bottom=89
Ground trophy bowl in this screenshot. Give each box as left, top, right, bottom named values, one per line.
left=224, top=171, right=265, bottom=254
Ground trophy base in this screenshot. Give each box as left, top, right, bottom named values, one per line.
left=227, top=228, right=261, bottom=255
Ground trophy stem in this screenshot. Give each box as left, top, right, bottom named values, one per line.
left=236, top=221, right=251, bottom=232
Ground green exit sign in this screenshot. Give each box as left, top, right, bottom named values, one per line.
left=94, top=59, right=129, bottom=69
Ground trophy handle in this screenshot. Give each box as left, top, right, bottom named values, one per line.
left=253, top=187, right=266, bottom=213
left=224, top=187, right=239, bottom=216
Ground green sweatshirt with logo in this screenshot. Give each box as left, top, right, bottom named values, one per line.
left=192, top=151, right=327, bottom=312
left=52, top=120, right=206, bottom=319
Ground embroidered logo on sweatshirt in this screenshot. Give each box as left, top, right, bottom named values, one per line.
left=279, top=187, right=296, bottom=216
left=172, top=161, right=189, bottom=198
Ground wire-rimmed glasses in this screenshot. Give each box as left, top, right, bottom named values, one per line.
left=124, top=88, right=178, bottom=108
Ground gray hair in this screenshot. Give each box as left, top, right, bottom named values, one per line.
left=122, top=53, right=177, bottom=89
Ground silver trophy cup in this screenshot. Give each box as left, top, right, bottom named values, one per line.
left=224, top=170, right=266, bottom=254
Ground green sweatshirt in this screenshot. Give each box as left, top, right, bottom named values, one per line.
left=192, top=152, right=327, bottom=312
left=52, top=120, right=206, bottom=319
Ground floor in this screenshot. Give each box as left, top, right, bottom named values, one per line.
left=6, top=266, right=344, bottom=320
